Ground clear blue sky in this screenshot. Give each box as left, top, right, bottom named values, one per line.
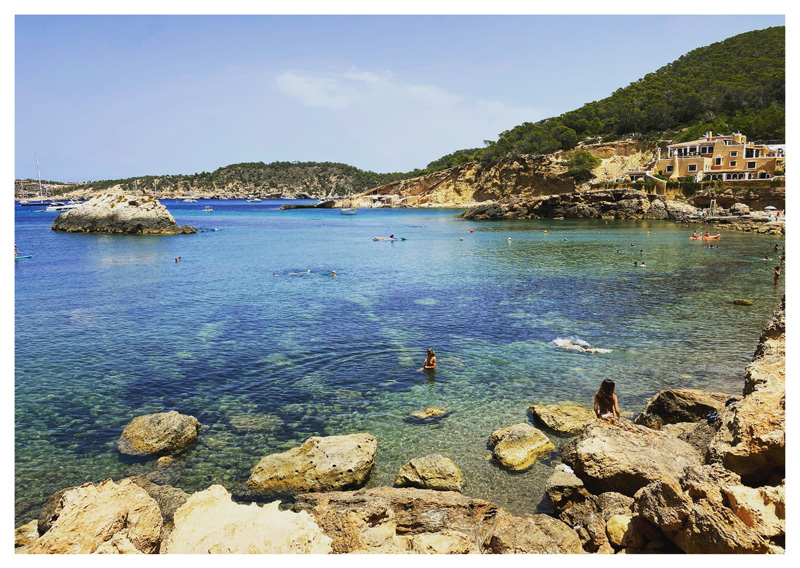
left=15, top=14, right=785, bottom=182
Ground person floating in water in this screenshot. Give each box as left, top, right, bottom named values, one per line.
left=640, top=261, right=646, bottom=267
left=330, top=270, right=336, bottom=277
left=418, top=348, right=436, bottom=371
left=594, top=379, right=621, bottom=419
left=553, top=338, right=609, bottom=354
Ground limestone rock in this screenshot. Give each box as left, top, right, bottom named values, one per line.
left=410, top=530, right=476, bottom=554
left=483, top=511, right=584, bottom=554
left=544, top=465, right=591, bottom=512
left=730, top=202, right=751, bottom=215
left=560, top=417, right=701, bottom=496
left=732, top=298, right=753, bottom=305
left=118, top=410, right=201, bottom=457
left=489, top=423, right=555, bottom=471
left=394, top=454, right=465, bottom=492
left=125, top=476, right=190, bottom=541
left=408, top=406, right=453, bottom=422
left=14, top=520, right=39, bottom=549
left=25, top=479, right=162, bottom=554
left=606, top=514, right=645, bottom=549
left=247, top=433, right=377, bottom=494
left=530, top=404, right=595, bottom=434
left=660, top=420, right=719, bottom=456
left=161, top=485, right=331, bottom=553
left=51, top=193, right=196, bottom=235
left=294, top=486, right=497, bottom=553
left=634, top=388, right=732, bottom=429
left=38, top=486, right=77, bottom=536
left=722, top=484, right=785, bottom=539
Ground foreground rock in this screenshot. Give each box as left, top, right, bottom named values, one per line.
left=14, top=520, right=39, bottom=550
left=162, top=485, right=331, bottom=553
left=561, top=417, right=701, bottom=496
left=530, top=404, right=595, bottom=434
left=395, top=454, right=465, bottom=492
left=247, top=433, right=377, bottom=494
left=489, top=423, right=555, bottom=471
left=634, top=388, right=733, bottom=429
left=118, top=411, right=201, bottom=457
left=25, top=479, right=162, bottom=554
left=294, top=486, right=582, bottom=554
left=51, top=193, right=196, bottom=234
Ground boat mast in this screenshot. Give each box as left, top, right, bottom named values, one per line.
left=35, top=152, right=44, bottom=199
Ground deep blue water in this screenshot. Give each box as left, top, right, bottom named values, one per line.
left=14, top=199, right=784, bottom=523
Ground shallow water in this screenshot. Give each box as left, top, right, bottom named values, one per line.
left=14, top=200, right=784, bottom=523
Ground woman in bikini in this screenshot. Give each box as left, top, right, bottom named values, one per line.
left=594, top=379, right=621, bottom=419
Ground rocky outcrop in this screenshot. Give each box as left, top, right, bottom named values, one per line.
left=483, top=511, right=585, bottom=554
left=25, top=479, right=162, bottom=554
left=118, top=411, right=201, bottom=457
left=544, top=465, right=591, bottom=511
left=247, top=433, right=377, bottom=494
left=721, top=483, right=785, bottom=540
left=488, top=423, right=555, bottom=471
left=51, top=193, right=196, bottom=234
left=461, top=189, right=697, bottom=220
left=530, top=404, right=595, bottom=434
left=14, top=520, right=39, bottom=550
left=556, top=490, right=635, bottom=553
left=561, top=417, right=702, bottom=496
left=394, top=454, right=465, bottom=492
left=634, top=388, right=733, bottom=429
left=162, top=485, right=331, bottom=553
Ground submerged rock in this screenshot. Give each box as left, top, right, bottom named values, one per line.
left=489, top=423, right=555, bottom=471
left=25, top=479, right=162, bottom=554
left=409, top=406, right=453, bottom=421
left=118, top=410, right=201, bottom=457
left=51, top=193, right=196, bottom=235
left=247, top=433, right=377, bottom=494
left=162, top=485, right=331, bottom=554
left=394, top=454, right=465, bottom=492
left=530, top=404, right=595, bottom=434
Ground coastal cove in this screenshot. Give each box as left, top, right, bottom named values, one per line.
left=14, top=200, right=784, bottom=526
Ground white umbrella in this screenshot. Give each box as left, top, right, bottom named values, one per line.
left=764, top=206, right=777, bottom=210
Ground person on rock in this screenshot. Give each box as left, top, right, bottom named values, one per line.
left=594, top=379, right=621, bottom=419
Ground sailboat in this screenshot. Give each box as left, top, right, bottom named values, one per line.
left=19, top=153, right=53, bottom=207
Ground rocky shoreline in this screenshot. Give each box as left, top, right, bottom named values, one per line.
left=16, top=298, right=785, bottom=554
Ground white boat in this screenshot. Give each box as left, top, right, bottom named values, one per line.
left=246, top=197, right=262, bottom=202
left=45, top=202, right=82, bottom=212
left=183, top=197, right=198, bottom=203
left=340, top=207, right=358, bottom=215
left=202, top=206, right=213, bottom=212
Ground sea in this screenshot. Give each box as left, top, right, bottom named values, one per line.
left=14, top=199, right=784, bottom=524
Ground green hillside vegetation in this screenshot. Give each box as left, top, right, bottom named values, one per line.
left=476, top=26, right=784, bottom=166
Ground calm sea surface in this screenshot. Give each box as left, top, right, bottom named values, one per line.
left=14, top=200, right=784, bottom=523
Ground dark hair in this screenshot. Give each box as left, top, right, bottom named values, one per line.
left=427, top=348, right=435, bottom=356
left=596, top=379, right=616, bottom=409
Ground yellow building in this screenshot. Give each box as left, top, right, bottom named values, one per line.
left=627, top=132, right=785, bottom=182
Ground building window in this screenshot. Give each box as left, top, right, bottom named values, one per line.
left=747, top=161, right=756, bottom=169
left=665, top=165, right=674, bottom=173
left=730, top=151, right=738, bottom=157
left=729, top=161, right=737, bottom=168
left=688, top=164, right=697, bottom=172
left=714, top=157, right=722, bottom=166
left=724, top=140, right=733, bottom=145
left=701, top=146, right=713, bottom=154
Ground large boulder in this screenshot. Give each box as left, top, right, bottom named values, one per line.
left=118, top=411, right=201, bottom=457
left=14, top=520, right=39, bottom=550
left=529, top=404, right=595, bottom=434
left=125, top=476, right=190, bottom=542
left=489, top=423, right=555, bottom=471
left=483, top=511, right=585, bottom=554
left=721, top=483, right=785, bottom=540
left=557, top=491, right=634, bottom=553
left=660, top=420, right=720, bottom=456
left=162, top=485, right=331, bottom=553
left=294, top=486, right=497, bottom=553
left=544, top=465, right=591, bottom=512
left=634, top=388, right=732, bottom=429
left=394, top=454, right=465, bottom=492
left=729, top=202, right=751, bottom=216
left=51, top=193, right=196, bottom=235
left=25, top=479, right=162, bottom=554
left=247, top=433, right=377, bottom=494
left=560, top=417, right=701, bottom=496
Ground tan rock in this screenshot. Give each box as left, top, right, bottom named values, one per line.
left=634, top=388, right=732, bottom=429
left=544, top=465, right=591, bottom=512
left=530, top=404, right=595, bottom=434
left=162, top=485, right=331, bottom=553
left=410, top=530, right=476, bottom=554
left=25, top=479, right=162, bottom=554
left=14, top=520, right=39, bottom=549
left=118, top=410, right=201, bottom=456
left=722, top=484, right=785, bottom=539
left=605, top=514, right=645, bottom=549
left=409, top=406, right=453, bottom=420
left=483, top=511, right=585, bottom=554
left=394, top=454, right=465, bottom=491
left=247, top=433, right=377, bottom=494
left=489, top=423, right=555, bottom=471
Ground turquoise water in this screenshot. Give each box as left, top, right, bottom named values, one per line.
left=14, top=200, right=784, bottom=524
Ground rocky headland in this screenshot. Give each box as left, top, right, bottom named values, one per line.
left=17, top=299, right=785, bottom=554
left=51, top=193, right=196, bottom=235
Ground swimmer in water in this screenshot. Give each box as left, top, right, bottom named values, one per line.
left=331, top=270, right=336, bottom=277
left=555, top=339, right=606, bottom=354
left=418, top=348, right=436, bottom=371
left=640, top=261, right=646, bottom=267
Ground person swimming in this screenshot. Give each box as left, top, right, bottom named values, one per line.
left=418, top=348, right=436, bottom=371
left=552, top=338, right=610, bottom=354
left=594, top=379, right=621, bottom=419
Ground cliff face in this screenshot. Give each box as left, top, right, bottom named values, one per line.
left=360, top=140, right=657, bottom=206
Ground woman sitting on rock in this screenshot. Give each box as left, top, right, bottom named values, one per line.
left=594, top=379, right=621, bottom=419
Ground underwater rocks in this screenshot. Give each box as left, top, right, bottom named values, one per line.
left=634, top=388, right=733, bottom=430
left=51, top=193, right=196, bottom=235
left=247, top=433, right=377, bottom=494
left=489, top=423, right=555, bottom=471
left=530, top=404, right=595, bottom=434
left=409, top=406, right=453, bottom=421
left=561, top=417, right=702, bottom=497
left=25, top=479, right=163, bottom=554
left=118, top=411, right=201, bottom=457
left=162, top=485, right=332, bottom=554
left=394, top=454, right=465, bottom=492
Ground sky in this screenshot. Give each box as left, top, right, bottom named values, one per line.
left=13, top=10, right=787, bottom=182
